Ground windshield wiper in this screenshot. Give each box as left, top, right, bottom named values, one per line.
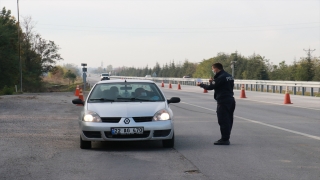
left=117, top=97, right=154, bottom=102
left=89, top=98, right=115, bottom=102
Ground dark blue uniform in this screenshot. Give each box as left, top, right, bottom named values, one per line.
left=200, top=70, right=236, bottom=141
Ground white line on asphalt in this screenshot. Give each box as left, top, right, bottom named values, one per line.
left=180, top=102, right=320, bottom=141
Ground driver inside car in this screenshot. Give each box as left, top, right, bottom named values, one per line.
left=106, top=86, right=120, bottom=99
left=134, top=88, right=147, bottom=98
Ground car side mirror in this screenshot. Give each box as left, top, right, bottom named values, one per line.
left=167, top=97, right=180, bottom=104
left=72, top=98, right=84, bottom=105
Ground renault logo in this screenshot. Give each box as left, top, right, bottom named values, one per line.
left=124, top=118, right=130, bottom=124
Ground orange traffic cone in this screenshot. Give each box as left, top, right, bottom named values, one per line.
left=240, top=84, right=246, bottom=98
left=161, top=81, right=164, bottom=87
left=75, top=85, right=80, bottom=96
left=169, top=82, right=172, bottom=89
left=177, top=83, right=181, bottom=90
left=77, top=89, right=84, bottom=106
left=203, top=89, right=208, bottom=93
left=284, top=86, right=292, bottom=104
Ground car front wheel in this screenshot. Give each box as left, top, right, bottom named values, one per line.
left=80, top=136, right=91, bottom=149
left=162, top=133, right=174, bottom=148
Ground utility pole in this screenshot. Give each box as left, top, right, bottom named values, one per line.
left=303, top=48, right=315, bottom=61
left=303, top=48, right=315, bottom=81
left=17, top=0, right=22, bottom=92
left=231, top=51, right=238, bottom=78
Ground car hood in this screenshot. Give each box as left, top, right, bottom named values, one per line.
left=87, top=102, right=166, bottom=117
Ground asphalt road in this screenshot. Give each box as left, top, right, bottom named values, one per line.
left=1, top=76, right=319, bottom=180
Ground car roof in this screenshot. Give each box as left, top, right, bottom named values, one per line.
left=96, top=79, right=155, bottom=84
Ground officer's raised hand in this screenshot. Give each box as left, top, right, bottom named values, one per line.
left=209, top=77, right=213, bottom=84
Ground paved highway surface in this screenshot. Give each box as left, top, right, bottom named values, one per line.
left=0, top=76, right=319, bottom=180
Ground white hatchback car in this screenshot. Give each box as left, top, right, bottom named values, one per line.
left=72, top=79, right=180, bottom=149
left=100, top=73, right=110, bottom=81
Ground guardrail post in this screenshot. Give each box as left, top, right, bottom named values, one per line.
left=261, top=85, right=263, bottom=92
left=250, top=84, right=252, bottom=91
left=302, top=87, right=305, bottom=96
left=310, top=87, right=314, bottom=96
left=266, top=85, right=269, bottom=93
left=255, top=84, right=258, bottom=91
left=245, top=84, right=248, bottom=91
left=293, top=86, right=296, bottom=95
left=272, top=86, right=275, bottom=93
left=279, top=86, right=282, bottom=94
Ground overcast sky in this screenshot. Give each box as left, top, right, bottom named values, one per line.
left=1, top=0, right=320, bottom=68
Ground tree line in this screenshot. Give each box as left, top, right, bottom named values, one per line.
left=0, top=7, right=67, bottom=93
left=114, top=61, right=197, bottom=78
left=114, top=51, right=320, bottom=81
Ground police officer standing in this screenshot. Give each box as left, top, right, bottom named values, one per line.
left=197, top=63, right=236, bottom=145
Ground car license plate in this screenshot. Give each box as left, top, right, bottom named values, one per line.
left=111, top=127, right=144, bottom=135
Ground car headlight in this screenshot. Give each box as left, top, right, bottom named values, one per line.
left=83, top=110, right=101, bottom=122
left=153, top=109, right=171, bottom=121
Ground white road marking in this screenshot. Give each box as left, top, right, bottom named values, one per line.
left=180, top=102, right=320, bottom=141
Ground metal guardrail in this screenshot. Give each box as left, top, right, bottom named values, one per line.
left=110, top=76, right=320, bottom=97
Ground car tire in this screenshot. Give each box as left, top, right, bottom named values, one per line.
left=80, top=136, right=91, bottom=149
left=162, top=133, right=174, bottom=148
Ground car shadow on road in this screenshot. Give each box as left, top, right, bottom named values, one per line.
left=89, top=140, right=170, bottom=152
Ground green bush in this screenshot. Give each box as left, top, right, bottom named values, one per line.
left=0, top=86, right=14, bottom=95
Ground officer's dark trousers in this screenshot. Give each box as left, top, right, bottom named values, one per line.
left=216, top=98, right=236, bottom=141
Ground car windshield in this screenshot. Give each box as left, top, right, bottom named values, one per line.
left=88, top=82, right=165, bottom=102
left=102, top=73, right=109, bottom=76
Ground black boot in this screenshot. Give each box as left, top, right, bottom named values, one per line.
left=214, top=139, right=230, bottom=145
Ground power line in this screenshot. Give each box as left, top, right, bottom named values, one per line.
left=35, top=26, right=320, bottom=33
left=36, top=22, right=320, bottom=30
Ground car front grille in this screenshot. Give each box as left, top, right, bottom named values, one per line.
left=133, top=116, right=153, bottom=122
left=104, top=131, right=150, bottom=138
left=101, top=117, right=121, bottom=123
left=83, top=131, right=101, bottom=138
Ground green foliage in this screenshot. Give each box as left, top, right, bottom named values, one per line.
left=114, top=52, right=320, bottom=81
left=63, top=70, right=77, bottom=84
left=0, top=7, right=63, bottom=92
left=313, top=59, right=320, bottom=81
left=0, top=85, right=14, bottom=95
left=116, top=60, right=198, bottom=78
left=0, top=7, right=20, bottom=90
left=193, top=58, right=215, bottom=78
left=193, top=52, right=318, bottom=81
